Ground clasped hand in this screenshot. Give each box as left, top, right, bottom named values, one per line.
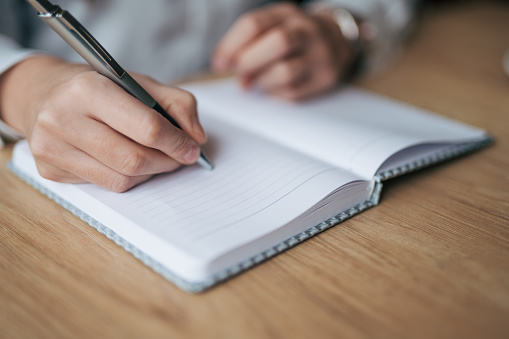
left=213, top=3, right=353, bottom=100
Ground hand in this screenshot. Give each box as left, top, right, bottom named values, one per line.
left=212, top=2, right=356, bottom=100
left=0, top=56, right=207, bottom=192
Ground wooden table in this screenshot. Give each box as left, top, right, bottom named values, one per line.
left=1, top=2, right=508, bottom=338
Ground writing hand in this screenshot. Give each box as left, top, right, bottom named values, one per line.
left=0, top=56, right=207, bottom=192
left=212, top=3, right=355, bottom=100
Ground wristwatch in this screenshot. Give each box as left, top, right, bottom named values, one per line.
left=307, top=2, right=374, bottom=58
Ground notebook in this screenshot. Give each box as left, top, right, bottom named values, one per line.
left=9, top=79, right=492, bottom=292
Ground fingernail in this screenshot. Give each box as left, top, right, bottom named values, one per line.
left=192, top=117, right=207, bottom=140
left=184, top=144, right=200, bottom=164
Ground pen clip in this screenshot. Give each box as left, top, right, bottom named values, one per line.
left=29, top=0, right=125, bottom=78
left=26, top=0, right=55, bottom=14
left=60, top=12, right=126, bottom=78
left=63, top=15, right=126, bottom=78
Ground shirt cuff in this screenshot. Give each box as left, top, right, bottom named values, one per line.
left=0, top=119, right=23, bottom=149
left=0, top=35, right=44, bottom=75
left=0, top=36, right=43, bottom=148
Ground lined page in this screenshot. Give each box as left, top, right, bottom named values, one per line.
left=184, top=80, right=487, bottom=179
left=76, top=116, right=363, bottom=259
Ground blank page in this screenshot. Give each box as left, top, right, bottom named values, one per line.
left=72, top=117, right=365, bottom=272
left=12, top=117, right=366, bottom=281
left=184, top=80, right=487, bottom=179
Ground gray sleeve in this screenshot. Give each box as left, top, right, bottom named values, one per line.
left=0, top=0, right=41, bottom=147
left=0, top=0, right=41, bottom=73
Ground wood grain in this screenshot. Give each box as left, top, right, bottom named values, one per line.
left=1, top=2, right=508, bottom=338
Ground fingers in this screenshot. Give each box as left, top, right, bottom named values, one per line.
left=31, top=105, right=168, bottom=191
left=54, top=115, right=182, bottom=176
left=234, top=18, right=310, bottom=81
left=34, top=159, right=85, bottom=184
left=213, top=3, right=353, bottom=101
left=31, top=139, right=152, bottom=192
left=73, top=73, right=202, bottom=165
left=212, top=3, right=300, bottom=71
left=27, top=66, right=207, bottom=192
left=238, top=30, right=338, bottom=100
left=253, top=54, right=337, bottom=101
left=251, top=55, right=309, bottom=92
left=273, top=65, right=338, bottom=101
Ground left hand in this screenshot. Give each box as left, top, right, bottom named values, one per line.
left=212, top=2, right=356, bottom=100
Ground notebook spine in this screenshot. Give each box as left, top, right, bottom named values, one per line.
left=374, top=137, right=493, bottom=182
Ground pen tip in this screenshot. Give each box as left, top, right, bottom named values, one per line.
left=197, top=153, right=214, bottom=171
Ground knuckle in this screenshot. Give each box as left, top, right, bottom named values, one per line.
left=141, top=115, right=164, bottom=146
left=119, top=150, right=146, bottom=176
left=240, top=15, right=263, bottom=35
left=30, top=138, right=53, bottom=162
left=44, top=71, right=104, bottom=112
left=169, top=131, right=192, bottom=159
left=108, top=173, right=134, bottom=193
left=66, top=71, right=100, bottom=97
left=36, top=164, right=63, bottom=182
left=34, top=108, right=59, bottom=131
left=273, top=28, right=293, bottom=53
left=176, top=91, right=197, bottom=112
left=29, top=142, right=44, bottom=159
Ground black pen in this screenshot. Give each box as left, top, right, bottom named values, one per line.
left=27, top=0, right=213, bottom=170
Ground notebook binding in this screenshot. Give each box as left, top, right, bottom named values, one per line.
left=374, top=137, right=493, bottom=182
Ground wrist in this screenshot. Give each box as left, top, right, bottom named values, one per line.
left=315, top=13, right=356, bottom=79
left=0, top=56, right=82, bottom=136
left=307, top=3, right=371, bottom=80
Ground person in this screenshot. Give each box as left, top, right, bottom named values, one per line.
left=0, top=0, right=416, bottom=192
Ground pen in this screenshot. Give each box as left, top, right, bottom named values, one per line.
left=26, top=0, right=213, bottom=171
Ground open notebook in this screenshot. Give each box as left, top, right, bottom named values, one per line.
left=9, top=79, right=491, bottom=292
